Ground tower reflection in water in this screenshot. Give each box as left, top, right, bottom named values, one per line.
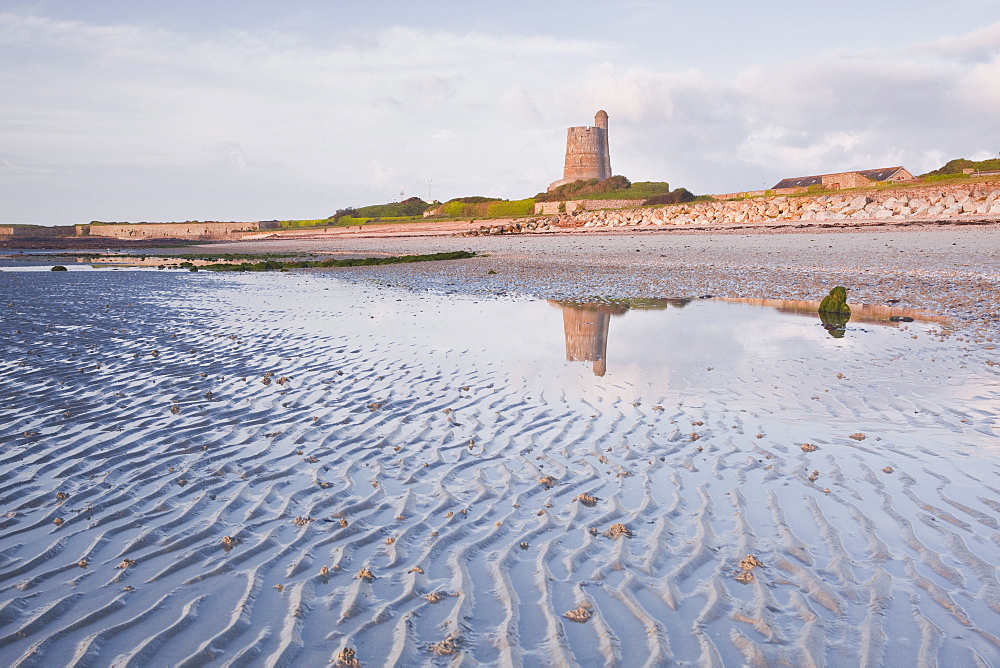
left=551, top=299, right=691, bottom=376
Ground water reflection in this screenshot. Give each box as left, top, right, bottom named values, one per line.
left=551, top=297, right=950, bottom=374
left=551, top=299, right=691, bottom=375
left=722, top=298, right=949, bottom=338
left=819, top=311, right=851, bottom=338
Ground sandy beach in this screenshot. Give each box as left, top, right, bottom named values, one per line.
left=1, top=227, right=999, bottom=666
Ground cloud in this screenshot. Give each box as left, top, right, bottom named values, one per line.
left=1, top=10, right=998, bottom=224
left=917, top=21, right=1000, bottom=62
left=578, top=22, right=1000, bottom=189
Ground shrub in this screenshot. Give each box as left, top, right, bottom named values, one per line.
left=51, top=265, right=68, bottom=271
left=643, top=188, right=696, bottom=206
left=536, top=176, right=633, bottom=202
left=335, top=197, right=431, bottom=220
left=330, top=207, right=357, bottom=222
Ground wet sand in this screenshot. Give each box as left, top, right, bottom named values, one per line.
left=191, top=225, right=1000, bottom=334
left=1, top=231, right=999, bottom=666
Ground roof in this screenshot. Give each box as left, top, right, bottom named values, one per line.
left=771, top=175, right=823, bottom=189
left=855, top=166, right=907, bottom=181
left=771, top=166, right=908, bottom=190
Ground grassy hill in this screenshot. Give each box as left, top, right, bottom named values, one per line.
left=534, top=176, right=697, bottom=205
left=920, top=157, right=1000, bottom=181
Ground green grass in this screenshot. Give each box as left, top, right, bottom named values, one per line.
left=586, top=182, right=673, bottom=201
left=279, top=219, right=332, bottom=228
left=191, top=250, right=477, bottom=272
left=431, top=198, right=536, bottom=220
left=920, top=173, right=973, bottom=183
left=535, top=177, right=674, bottom=203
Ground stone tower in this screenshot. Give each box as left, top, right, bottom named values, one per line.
left=548, top=110, right=611, bottom=191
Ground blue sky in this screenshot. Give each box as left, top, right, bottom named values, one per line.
left=2, top=0, right=999, bottom=224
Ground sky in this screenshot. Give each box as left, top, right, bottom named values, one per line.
left=2, top=0, right=999, bottom=225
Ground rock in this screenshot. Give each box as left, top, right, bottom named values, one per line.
left=850, top=194, right=871, bottom=210
left=564, top=606, right=591, bottom=623
left=819, top=286, right=851, bottom=315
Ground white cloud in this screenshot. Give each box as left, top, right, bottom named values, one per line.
left=1, top=10, right=999, bottom=224
left=578, top=23, right=1000, bottom=189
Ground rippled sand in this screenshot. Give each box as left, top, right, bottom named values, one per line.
left=1, top=261, right=999, bottom=666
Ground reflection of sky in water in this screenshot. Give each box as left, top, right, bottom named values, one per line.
left=2, top=267, right=988, bottom=417
left=2, top=268, right=995, bottom=452
left=200, top=274, right=989, bottom=416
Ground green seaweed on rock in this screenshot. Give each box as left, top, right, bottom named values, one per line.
left=818, top=286, right=851, bottom=315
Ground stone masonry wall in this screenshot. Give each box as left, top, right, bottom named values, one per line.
left=550, top=182, right=1000, bottom=229
left=563, top=126, right=607, bottom=183
left=534, top=199, right=646, bottom=215
left=0, top=226, right=75, bottom=238
left=77, top=221, right=264, bottom=240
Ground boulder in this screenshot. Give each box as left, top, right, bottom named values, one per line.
left=849, top=194, right=871, bottom=210
left=819, top=286, right=851, bottom=315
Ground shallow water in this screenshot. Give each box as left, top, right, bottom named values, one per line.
left=1, top=270, right=998, bottom=666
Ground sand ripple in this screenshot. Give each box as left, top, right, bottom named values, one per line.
left=1, top=270, right=999, bottom=666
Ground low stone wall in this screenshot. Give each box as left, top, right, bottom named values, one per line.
left=77, top=221, right=265, bottom=240
left=0, top=226, right=76, bottom=238
left=552, top=183, right=1000, bottom=229
left=712, top=188, right=804, bottom=200
left=534, top=199, right=646, bottom=215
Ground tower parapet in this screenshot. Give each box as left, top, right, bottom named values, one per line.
left=548, top=110, right=612, bottom=192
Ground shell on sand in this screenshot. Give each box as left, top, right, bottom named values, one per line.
left=604, top=523, right=632, bottom=539
left=334, top=647, right=360, bottom=667
left=429, top=638, right=460, bottom=656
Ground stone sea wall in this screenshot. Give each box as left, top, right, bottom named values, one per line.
left=0, top=226, right=75, bottom=238
left=76, top=221, right=277, bottom=240
left=558, top=183, right=1000, bottom=229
